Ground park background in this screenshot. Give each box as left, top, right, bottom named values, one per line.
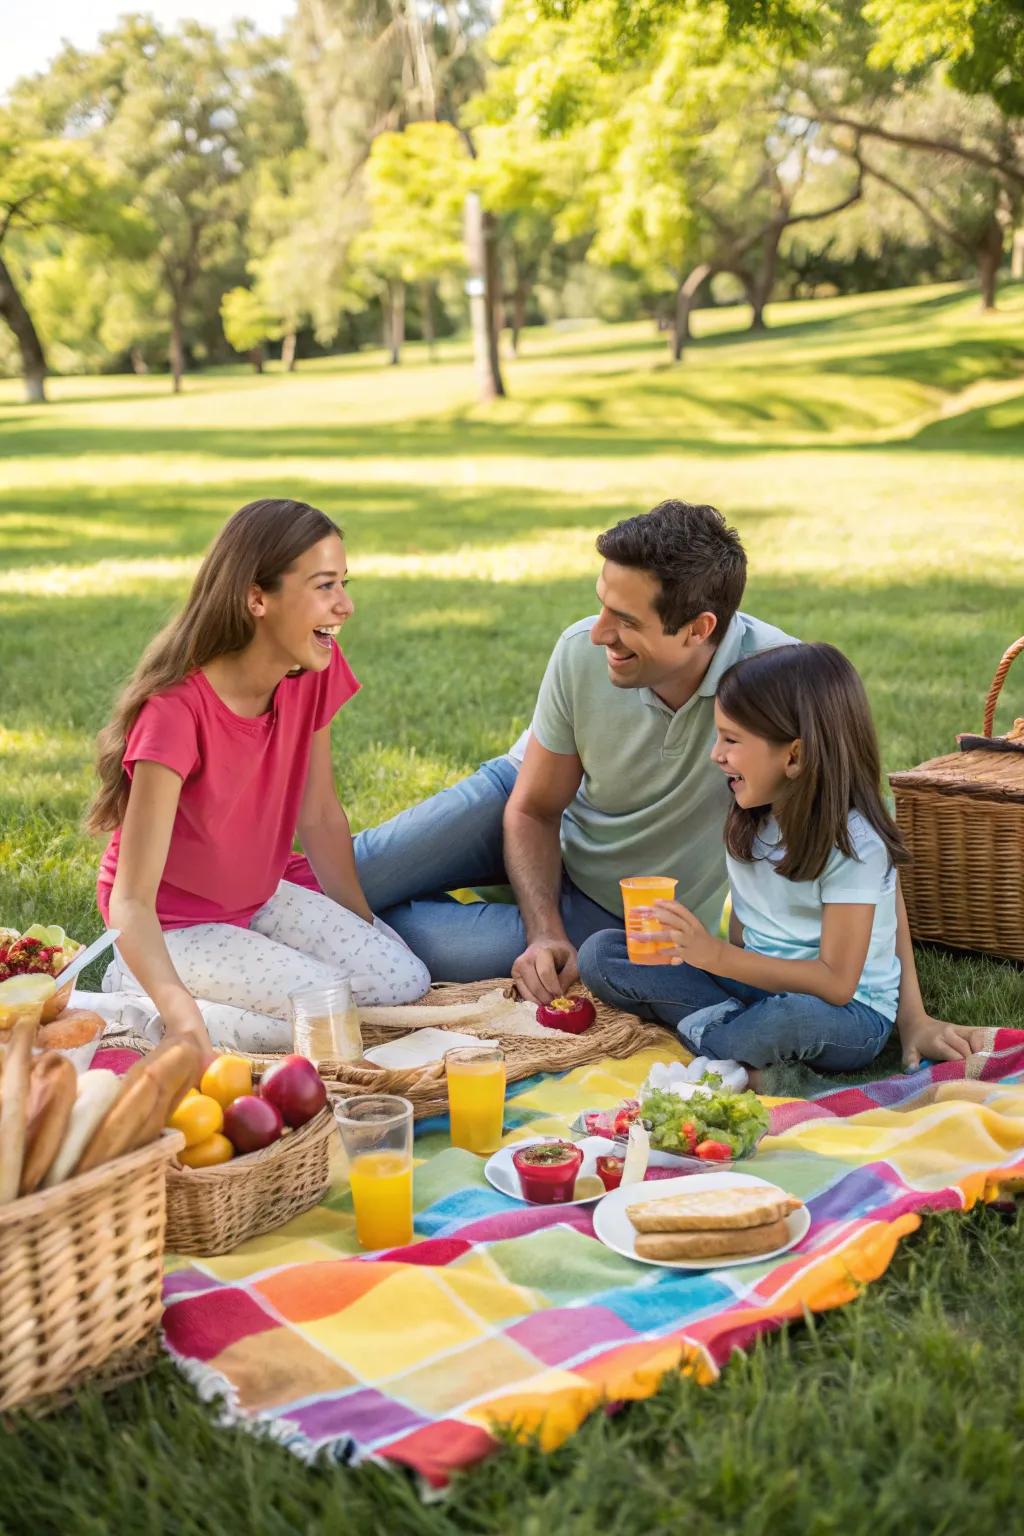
left=1, top=1, right=1023, bottom=1531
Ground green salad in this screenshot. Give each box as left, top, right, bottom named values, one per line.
left=642, top=1074, right=769, bottom=1159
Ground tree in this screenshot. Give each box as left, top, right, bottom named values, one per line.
left=355, top=121, right=468, bottom=362
left=20, top=18, right=304, bottom=392
left=291, top=0, right=503, bottom=394
left=220, top=286, right=279, bottom=371
left=0, top=120, right=147, bottom=400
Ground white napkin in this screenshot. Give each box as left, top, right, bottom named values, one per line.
left=642, top=1056, right=749, bottom=1099
left=364, top=1029, right=499, bottom=1070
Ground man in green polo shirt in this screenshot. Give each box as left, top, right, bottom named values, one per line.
left=355, top=499, right=975, bottom=1069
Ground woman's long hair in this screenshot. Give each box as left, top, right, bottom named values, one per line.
left=86, top=498, right=341, bottom=834
left=718, top=642, right=907, bottom=883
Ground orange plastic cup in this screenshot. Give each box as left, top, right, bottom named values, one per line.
left=620, top=876, right=679, bottom=965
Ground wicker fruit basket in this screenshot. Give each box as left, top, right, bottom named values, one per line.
left=0, top=1129, right=184, bottom=1415
left=165, top=1106, right=337, bottom=1257
left=890, top=635, right=1024, bottom=961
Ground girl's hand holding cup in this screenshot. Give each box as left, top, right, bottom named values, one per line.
left=651, top=899, right=722, bottom=970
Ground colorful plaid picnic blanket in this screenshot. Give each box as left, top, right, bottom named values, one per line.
left=158, top=1032, right=1024, bottom=1487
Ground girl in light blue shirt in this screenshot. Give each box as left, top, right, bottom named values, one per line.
left=643, top=642, right=906, bottom=1071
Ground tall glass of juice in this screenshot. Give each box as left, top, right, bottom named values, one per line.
left=334, top=1094, right=414, bottom=1250
left=620, top=876, right=679, bottom=964
left=445, top=1045, right=506, bottom=1155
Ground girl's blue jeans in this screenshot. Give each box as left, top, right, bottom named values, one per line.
left=577, top=929, right=893, bottom=1071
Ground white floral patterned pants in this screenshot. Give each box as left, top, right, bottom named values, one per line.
left=102, top=880, right=431, bottom=1053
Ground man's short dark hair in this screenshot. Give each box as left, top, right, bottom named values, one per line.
left=595, top=500, right=747, bottom=642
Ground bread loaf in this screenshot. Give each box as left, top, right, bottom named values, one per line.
left=0, top=1016, right=35, bottom=1203
left=42, top=1070, right=122, bottom=1189
left=627, top=1185, right=802, bottom=1233
left=634, top=1217, right=791, bottom=1261
left=20, top=1052, right=78, bottom=1194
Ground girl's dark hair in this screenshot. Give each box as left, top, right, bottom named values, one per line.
left=86, top=498, right=341, bottom=834
left=718, top=642, right=908, bottom=882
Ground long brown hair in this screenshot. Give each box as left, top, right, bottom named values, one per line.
left=86, top=498, right=341, bottom=834
left=719, top=643, right=907, bottom=882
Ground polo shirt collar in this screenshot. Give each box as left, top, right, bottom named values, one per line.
left=697, top=613, right=744, bottom=697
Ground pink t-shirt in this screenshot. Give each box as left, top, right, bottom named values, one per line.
left=97, top=641, right=359, bottom=930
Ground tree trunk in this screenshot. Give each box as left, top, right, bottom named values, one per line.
left=249, top=345, right=264, bottom=374
left=130, top=346, right=149, bottom=375
left=464, top=192, right=506, bottom=401
left=281, top=330, right=298, bottom=371
left=672, top=263, right=712, bottom=361
left=976, top=219, right=1003, bottom=311
left=1012, top=228, right=1024, bottom=280
left=743, top=226, right=781, bottom=332
left=0, top=254, right=48, bottom=403
left=388, top=279, right=405, bottom=365
left=420, top=281, right=435, bottom=359
left=511, top=283, right=529, bottom=355
left=169, top=301, right=185, bottom=393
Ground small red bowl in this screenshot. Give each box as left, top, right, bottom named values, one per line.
left=512, top=1141, right=585, bottom=1204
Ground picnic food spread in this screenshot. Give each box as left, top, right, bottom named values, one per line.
left=626, top=1185, right=804, bottom=1261
left=0, top=924, right=84, bottom=1024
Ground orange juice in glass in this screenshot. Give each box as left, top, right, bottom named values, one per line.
left=620, top=876, right=679, bottom=965
left=334, top=1094, right=414, bottom=1250
left=445, top=1045, right=506, bottom=1155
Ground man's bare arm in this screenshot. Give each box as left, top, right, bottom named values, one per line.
left=503, top=736, right=583, bottom=1002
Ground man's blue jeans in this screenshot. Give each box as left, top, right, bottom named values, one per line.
left=353, top=757, right=623, bottom=982
left=577, top=929, right=893, bottom=1071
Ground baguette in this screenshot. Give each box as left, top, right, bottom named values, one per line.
left=0, top=1016, right=36, bottom=1203
left=627, top=1185, right=803, bottom=1233
left=19, top=1052, right=78, bottom=1194
left=635, top=1216, right=791, bottom=1261
left=132, top=1036, right=202, bottom=1149
left=74, top=1071, right=159, bottom=1176
left=42, top=1070, right=122, bottom=1189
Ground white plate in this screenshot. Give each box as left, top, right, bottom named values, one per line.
left=592, top=1170, right=811, bottom=1270
left=485, top=1136, right=617, bottom=1206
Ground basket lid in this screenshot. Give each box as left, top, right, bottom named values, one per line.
left=890, top=748, right=1024, bottom=803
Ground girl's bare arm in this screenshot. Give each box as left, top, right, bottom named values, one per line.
left=295, top=727, right=373, bottom=923
left=107, top=760, right=213, bottom=1063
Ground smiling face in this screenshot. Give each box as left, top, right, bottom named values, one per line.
left=711, top=701, right=800, bottom=811
left=249, top=533, right=353, bottom=673
left=589, top=560, right=716, bottom=702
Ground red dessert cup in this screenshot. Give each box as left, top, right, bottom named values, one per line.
left=512, top=1141, right=585, bottom=1204
left=595, top=1155, right=625, bottom=1192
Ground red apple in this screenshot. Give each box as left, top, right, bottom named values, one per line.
left=259, top=1054, right=327, bottom=1127
left=223, top=1094, right=283, bottom=1154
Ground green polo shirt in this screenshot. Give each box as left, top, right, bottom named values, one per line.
left=532, top=612, right=797, bottom=927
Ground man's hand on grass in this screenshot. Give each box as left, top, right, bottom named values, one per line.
left=900, top=1013, right=989, bottom=1072
left=512, top=936, right=579, bottom=1005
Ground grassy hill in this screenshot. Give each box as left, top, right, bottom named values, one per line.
left=1, top=281, right=1023, bottom=1533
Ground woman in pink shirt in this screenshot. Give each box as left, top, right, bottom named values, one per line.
left=87, top=498, right=430, bottom=1059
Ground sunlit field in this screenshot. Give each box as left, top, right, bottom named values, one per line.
left=1, top=282, right=1023, bottom=1533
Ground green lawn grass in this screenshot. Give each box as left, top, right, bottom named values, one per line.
left=1, top=281, right=1023, bottom=1533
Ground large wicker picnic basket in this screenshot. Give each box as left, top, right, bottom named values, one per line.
left=0, top=1130, right=184, bottom=1415
left=889, top=636, right=1024, bottom=962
